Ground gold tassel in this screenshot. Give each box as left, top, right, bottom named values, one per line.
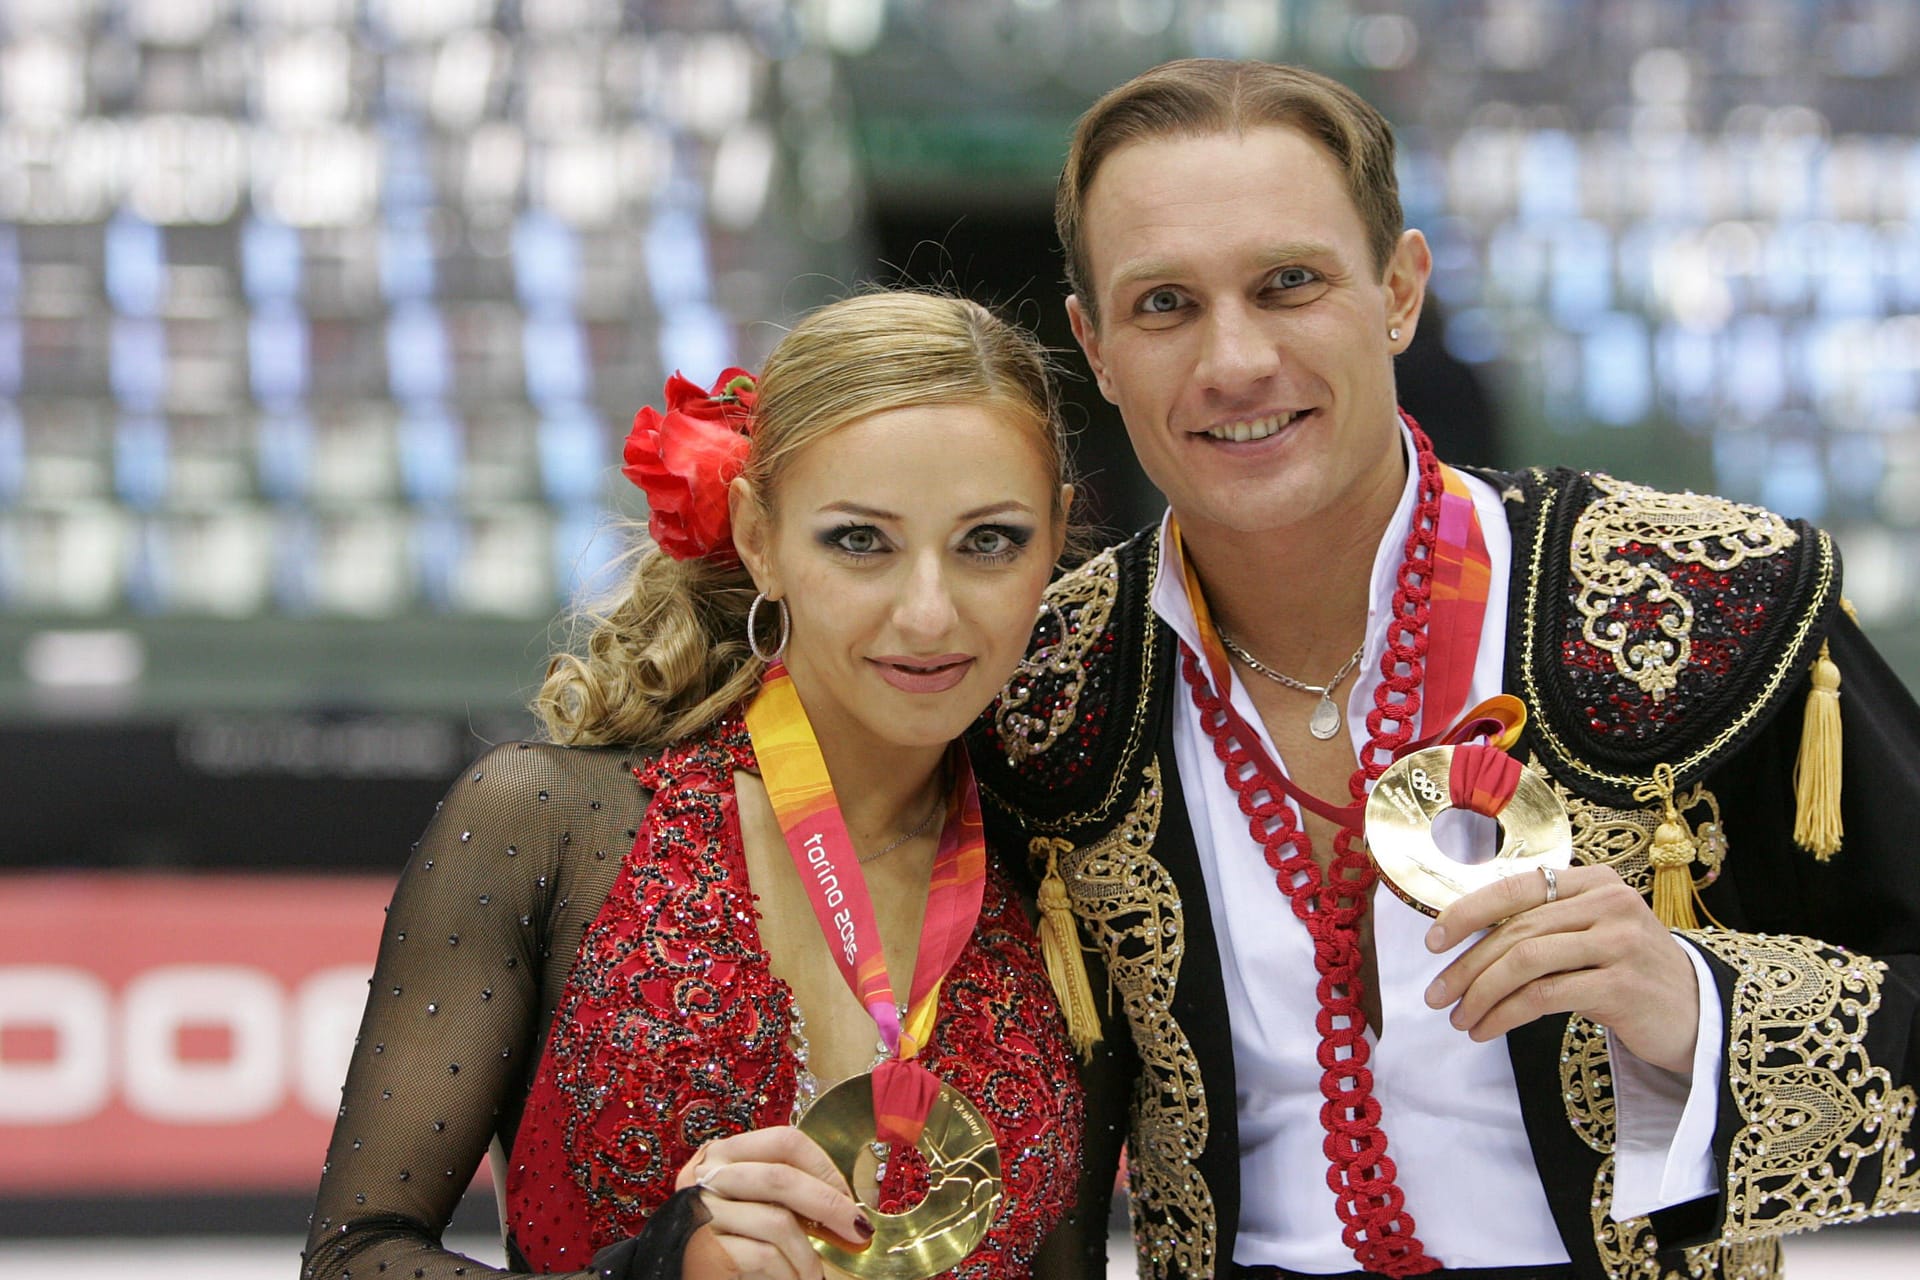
left=1648, top=818, right=1699, bottom=931
left=1634, top=763, right=1699, bottom=930
left=1793, top=638, right=1843, bottom=860
left=1033, top=838, right=1102, bottom=1061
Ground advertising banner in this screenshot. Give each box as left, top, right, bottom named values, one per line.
left=0, top=874, right=393, bottom=1193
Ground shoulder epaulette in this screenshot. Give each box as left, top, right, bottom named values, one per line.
left=972, top=527, right=1167, bottom=835
left=1502, top=467, right=1841, bottom=809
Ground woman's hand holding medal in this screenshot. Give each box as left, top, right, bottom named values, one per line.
left=675, top=1127, right=874, bottom=1280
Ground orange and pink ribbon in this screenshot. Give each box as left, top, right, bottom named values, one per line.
left=1172, top=457, right=1510, bottom=818
left=743, top=661, right=986, bottom=1145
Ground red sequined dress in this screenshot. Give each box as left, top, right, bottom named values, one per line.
left=302, top=715, right=1084, bottom=1279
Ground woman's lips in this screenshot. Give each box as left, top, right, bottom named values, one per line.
left=869, top=655, right=975, bottom=693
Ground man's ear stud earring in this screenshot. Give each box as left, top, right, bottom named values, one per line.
left=1390, top=327, right=1402, bottom=341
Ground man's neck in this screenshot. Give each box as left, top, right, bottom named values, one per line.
left=1175, top=453, right=1408, bottom=678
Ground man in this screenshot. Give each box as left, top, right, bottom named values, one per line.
left=973, top=60, right=1920, bottom=1280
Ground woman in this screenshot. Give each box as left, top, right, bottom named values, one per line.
left=301, top=291, right=1089, bottom=1280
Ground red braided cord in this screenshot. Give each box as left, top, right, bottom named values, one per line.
left=1179, top=422, right=1447, bottom=1277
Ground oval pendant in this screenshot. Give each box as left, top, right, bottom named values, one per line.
left=1309, top=695, right=1342, bottom=740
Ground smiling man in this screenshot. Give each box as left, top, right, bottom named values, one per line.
left=972, top=59, right=1920, bottom=1280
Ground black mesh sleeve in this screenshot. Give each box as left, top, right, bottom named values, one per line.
left=300, top=742, right=656, bottom=1280
left=587, top=1189, right=714, bottom=1280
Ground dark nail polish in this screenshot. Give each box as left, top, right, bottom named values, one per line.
left=853, top=1214, right=874, bottom=1240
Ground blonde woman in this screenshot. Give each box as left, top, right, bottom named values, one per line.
left=302, top=292, right=1088, bottom=1280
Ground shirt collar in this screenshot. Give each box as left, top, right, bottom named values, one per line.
left=1150, top=419, right=1421, bottom=664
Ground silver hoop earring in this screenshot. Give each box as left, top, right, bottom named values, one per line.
left=746, top=592, right=789, bottom=663
left=1389, top=327, right=1402, bottom=341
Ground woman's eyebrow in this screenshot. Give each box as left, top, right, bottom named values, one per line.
left=818, top=501, right=902, bottom=520
left=957, top=501, right=1037, bottom=520
left=816, top=501, right=1037, bottom=521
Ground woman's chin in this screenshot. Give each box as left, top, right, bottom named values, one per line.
left=860, top=690, right=988, bottom=754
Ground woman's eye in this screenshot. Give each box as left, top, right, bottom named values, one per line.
left=828, top=525, right=884, bottom=555
left=967, top=529, right=1012, bottom=556
left=963, top=525, right=1030, bottom=560
left=1140, top=288, right=1183, bottom=314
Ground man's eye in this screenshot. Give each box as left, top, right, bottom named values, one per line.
left=1271, top=266, right=1317, bottom=290
left=1140, top=288, right=1183, bottom=314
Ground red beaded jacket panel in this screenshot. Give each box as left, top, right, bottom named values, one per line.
left=505, top=715, right=1085, bottom=1276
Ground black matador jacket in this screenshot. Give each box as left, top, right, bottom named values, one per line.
left=969, top=466, right=1920, bottom=1280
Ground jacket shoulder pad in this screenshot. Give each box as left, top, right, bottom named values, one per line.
left=1509, top=468, right=1840, bottom=804
left=971, top=527, right=1165, bottom=830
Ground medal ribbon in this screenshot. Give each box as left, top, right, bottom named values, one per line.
left=1448, top=742, right=1524, bottom=816
left=1172, top=457, right=1494, bottom=768
left=1421, top=464, right=1493, bottom=741
left=744, top=661, right=987, bottom=1145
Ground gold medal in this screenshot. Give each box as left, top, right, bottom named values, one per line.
left=1365, top=746, right=1573, bottom=917
left=797, top=1071, right=1002, bottom=1279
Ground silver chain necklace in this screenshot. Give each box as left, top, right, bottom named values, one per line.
left=859, top=792, right=944, bottom=864
left=1218, top=633, right=1366, bottom=740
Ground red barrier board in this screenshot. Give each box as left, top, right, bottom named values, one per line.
left=0, top=873, right=396, bottom=1194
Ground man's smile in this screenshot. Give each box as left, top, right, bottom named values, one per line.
left=1197, top=407, right=1313, bottom=443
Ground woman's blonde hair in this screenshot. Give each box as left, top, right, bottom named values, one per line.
left=533, top=290, right=1072, bottom=750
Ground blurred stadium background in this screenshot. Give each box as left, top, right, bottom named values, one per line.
left=2, top=0, right=1918, bottom=1274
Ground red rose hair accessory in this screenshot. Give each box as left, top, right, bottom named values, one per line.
left=622, top=367, right=758, bottom=564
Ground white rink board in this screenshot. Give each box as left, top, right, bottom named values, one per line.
left=0, top=1230, right=1915, bottom=1278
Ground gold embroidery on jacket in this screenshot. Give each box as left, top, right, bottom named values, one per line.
left=1591, top=1155, right=1785, bottom=1279
left=1538, top=760, right=1726, bottom=896
left=1055, top=759, right=1215, bottom=1279
left=994, top=538, right=1163, bottom=832
left=1560, top=1015, right=1614, bottom=1154
left=1570, top=476, right=1798, bottom=702
left=1516, top=483, right=1836, bottom=794
left=1684, top=931, right=1920, bottom=1236
left=996, top=545, right=1119, bottom=765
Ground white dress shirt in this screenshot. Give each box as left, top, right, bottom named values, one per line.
left=1149, top=430, right=1724, bottom=1270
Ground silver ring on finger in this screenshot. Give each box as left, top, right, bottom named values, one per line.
left=1540, top=865, right=1559, bottom=904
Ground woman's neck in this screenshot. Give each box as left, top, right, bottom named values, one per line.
left=820, top=737, right=947, bottom=854
left=776, top=671, right=948, bottom=853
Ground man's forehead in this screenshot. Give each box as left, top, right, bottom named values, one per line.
left=1079, top=127, right=1358, bottom=288
left=1084, top=122, right=1340, bottom=204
